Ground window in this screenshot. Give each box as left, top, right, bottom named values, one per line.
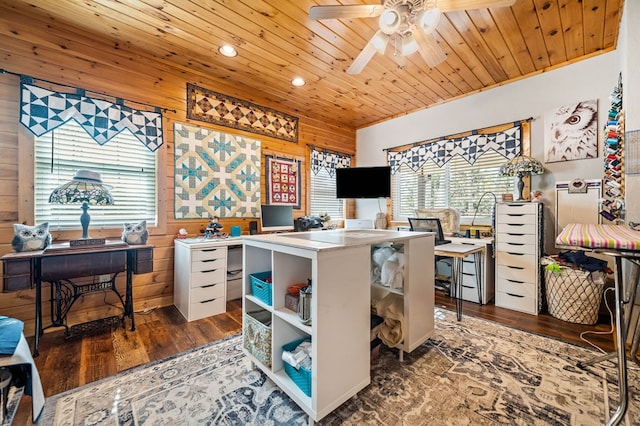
left=392, top=151, right=514, bottom=224
left=34, top=120, right=158, bottom=230
left=309, top=167, right=343, bottom=220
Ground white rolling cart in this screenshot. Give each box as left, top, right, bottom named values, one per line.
left=241, top=229, right=434, bottom=424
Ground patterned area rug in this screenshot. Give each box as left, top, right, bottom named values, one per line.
left=39, top=308, right=640, bottom=425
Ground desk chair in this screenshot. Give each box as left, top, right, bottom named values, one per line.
left=408, top=217, right=451, bottom=245
left=408, top=217, right=452, bottom=292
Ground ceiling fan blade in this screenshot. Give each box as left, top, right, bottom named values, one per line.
left=309, top=5, right=385, bottom=20
left=413, top=28, right=447, bottom=68
left=346, top=31, right=384, bottom=75
left=436, top=0, right=516, bottom=13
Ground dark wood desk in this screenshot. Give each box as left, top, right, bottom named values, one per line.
left=2, top=241, right=153, bottom=356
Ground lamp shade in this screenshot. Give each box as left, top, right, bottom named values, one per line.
left=49, top=170, right=114, bottom=206
left=499, top=155, right=544, bottom=201
left=416, top=6, right=441, bottom=34
left=379, top=8, right=401, bottom=34
left=400, top=34, right=419, bottom=56
left=499, top=155, right=544, bottom=177
left=49, top=170, right=114, bottom=240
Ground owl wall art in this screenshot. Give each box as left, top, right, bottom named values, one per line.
left=544, top=99, right=598, bottom=163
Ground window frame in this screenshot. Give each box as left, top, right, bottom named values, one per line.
left=18, top=124, right=167, bottom=240
left=391, top=152, right=515, bottom=225
left=309, top=165, right=345, bottom=221
left=389, top=121, right=531, bottom=226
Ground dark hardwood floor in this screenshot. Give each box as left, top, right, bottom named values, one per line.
left=12, top=291, right=617, bottom=424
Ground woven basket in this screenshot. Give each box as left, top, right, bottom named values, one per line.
left=243, top=310, right=272, bottom=367
left=544, top=267, right=605, bottom=325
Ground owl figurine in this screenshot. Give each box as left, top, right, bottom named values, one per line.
left=12, top=222, right=51, bottom=252
left=121, top=220, right=148, bottom=244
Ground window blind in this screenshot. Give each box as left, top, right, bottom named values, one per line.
left=310, top=167, right=344, bottom=220
left=392, top=150, right=513, bottom=222
left=34, top=120, right=158, bottom=230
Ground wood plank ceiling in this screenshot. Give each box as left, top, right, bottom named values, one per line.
left=0, top=0, right=624, bottom=130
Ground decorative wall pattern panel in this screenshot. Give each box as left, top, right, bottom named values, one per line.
left=186, top=83, right=298, bottom=143
left=20, top=80, right=163, bottom=151
left=310, top=148, right=352, bottom=176
left=387, top=124, right=522, bottom=173
left=174, top=122, right=261, bottom=219
left=265, top=156, right=301, bottom=208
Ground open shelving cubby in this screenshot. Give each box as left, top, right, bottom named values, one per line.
left=241, top=230, right=434, bottom=424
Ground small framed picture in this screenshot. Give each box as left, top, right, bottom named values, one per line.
left=502, top=193, right=514, bottom=202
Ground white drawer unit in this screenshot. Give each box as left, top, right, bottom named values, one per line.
left=174, top=239, right=231, bottom=321
left=494, top=202, right=543, bottom=315
left=439, top=237, right=495, bottom=305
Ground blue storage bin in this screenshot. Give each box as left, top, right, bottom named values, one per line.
left=250, top=271, right=273, bottom=306
left=282, top=338, right=312, bottom=397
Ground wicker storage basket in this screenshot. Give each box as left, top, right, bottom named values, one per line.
left=544, top=267, right=605, bottom=325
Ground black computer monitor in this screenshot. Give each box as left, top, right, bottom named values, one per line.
left=260, top=204, right=294, bottom=232
left=336, top=166, right=391, bottom=199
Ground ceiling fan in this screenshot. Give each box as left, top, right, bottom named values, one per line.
left=309, top=0, right=516, bottom=74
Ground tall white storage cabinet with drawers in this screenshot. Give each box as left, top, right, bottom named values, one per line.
left=174, top=239, right=229, bottom=321
left=494, top=202, right=543, bottom=315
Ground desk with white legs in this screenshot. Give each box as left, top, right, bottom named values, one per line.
left=435, top=243, right=484, bottom=321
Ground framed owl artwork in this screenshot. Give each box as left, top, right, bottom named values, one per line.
left=544, top=99, right=598, bottom=163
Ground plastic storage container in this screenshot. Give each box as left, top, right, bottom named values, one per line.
left=282, top=338, right=312, bottom=397
left=250, top=271, right=273, bottom=306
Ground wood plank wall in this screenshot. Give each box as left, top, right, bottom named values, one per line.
left=0, top=9, right=356, bottom=337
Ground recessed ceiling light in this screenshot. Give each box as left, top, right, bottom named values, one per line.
left=291, top=77, right=306, bottom=87
left=218, top=44, right=238, bottom=57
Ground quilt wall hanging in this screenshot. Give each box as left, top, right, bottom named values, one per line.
left=386, top=122, right=524, bottom=173
left=544, top=99, right=598, bottom=163
left=186, top=83, right=298, bottom=143
left=265, top=155, right=301, bottom=208
left=174, top=122, right=261, bottom=219
left=19, top=76, right=163, bottom=151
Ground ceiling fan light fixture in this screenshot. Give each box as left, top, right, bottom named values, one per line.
left=401, top=34, right=419, bottom=56
left=416, top=7, right=441, bottom=34
left=371, top=32, right=390, bottom=53
left=379, top=9, right=401, bottom=34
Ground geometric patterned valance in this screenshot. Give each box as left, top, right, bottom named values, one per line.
left=310, top=147, right=352, bottom=177
left=387, top=123, right=523, bottom=174
left=20, top=79, right=164, bottom=152
left=187, top=83, right=299, bottom=143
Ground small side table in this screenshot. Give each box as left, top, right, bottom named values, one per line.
left=0, top=367, right=11, bottom=423
left=434, top=243, right=484, bottom=320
